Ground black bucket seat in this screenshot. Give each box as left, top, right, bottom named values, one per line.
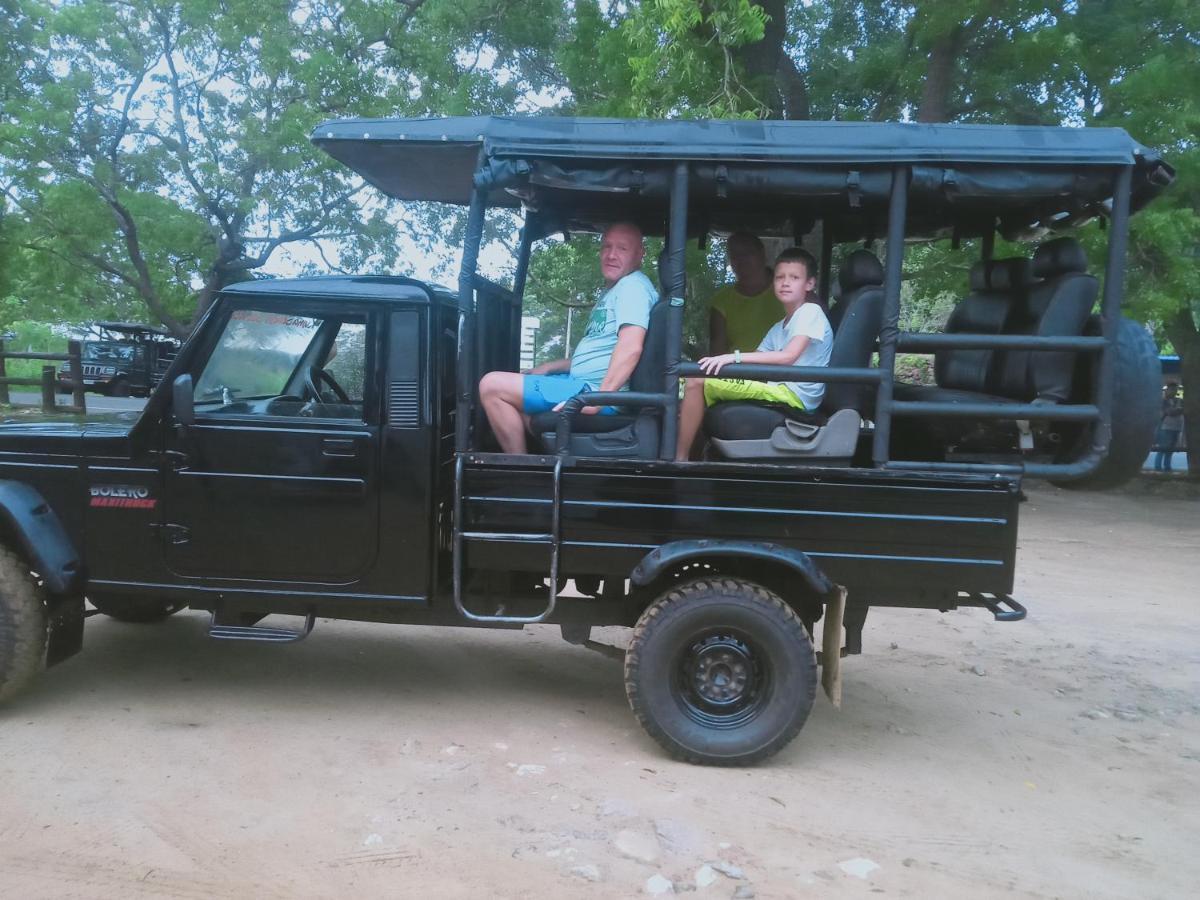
left=532, top=299, right=669, bottom=458
left=703, top=250, right=885, bottom=461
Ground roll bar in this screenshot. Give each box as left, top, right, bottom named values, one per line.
left=455, top=154, right=1135, bottom=480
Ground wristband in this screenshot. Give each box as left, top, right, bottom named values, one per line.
left=734, top=350, right=742, bottom=363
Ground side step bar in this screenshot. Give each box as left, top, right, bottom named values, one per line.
left=209, top=612, right=316, bottom=643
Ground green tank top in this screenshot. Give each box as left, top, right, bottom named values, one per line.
left=710, top=283, right=781, bottom=353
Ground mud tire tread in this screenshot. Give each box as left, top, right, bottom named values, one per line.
left=0, top=545, right=47, bottom=704
left=624, top=577, right=817, bottom=767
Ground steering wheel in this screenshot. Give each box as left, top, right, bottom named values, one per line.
left=305, top=366, right=351, bottom=403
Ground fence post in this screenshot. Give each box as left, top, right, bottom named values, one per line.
left=0, top=339, right=8, bottom=405
left=68, top=339, right=86, bottom=414
left=41, top=365, right=55, bottom=412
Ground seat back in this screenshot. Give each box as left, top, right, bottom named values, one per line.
left=628, top=299, right=669, bottom=394
left=936, top=258, right=1032, bottom=392
left=824, top=250, right=884, bottom=413
left=995, top=238, right=1097, bottom=401
left=934, top=258, right=1032, bottom=394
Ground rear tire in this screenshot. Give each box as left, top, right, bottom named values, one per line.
left=1053, top=316, right=1161, bottom=489
left=624, top=577, right=817, bottom=766
left=89, top=594, right=184, bottom=624
left=0, top=546, right=48, bottom=704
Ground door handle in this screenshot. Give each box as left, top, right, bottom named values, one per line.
left=321, top=438, right=358, bottom=458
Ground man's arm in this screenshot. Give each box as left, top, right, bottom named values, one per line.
left=709, top=309, right=729, bottom=356
left=549, top=326, right=646, bottom=415
left=526, top=357, right=570, bottom=375
left=596, top=324, right=646, bottom=394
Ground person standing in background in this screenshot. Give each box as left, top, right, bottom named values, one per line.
left=1155, top=383, right=1184, bottom=472
left=709, top=233, right=781, bottom=355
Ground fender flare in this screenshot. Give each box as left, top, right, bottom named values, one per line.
left=0, top=481, right=82, bottom=595
left=630, top=539, right=835, bottom=598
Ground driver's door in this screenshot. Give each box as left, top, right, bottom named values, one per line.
left=161, top=300, right=380, bottom=585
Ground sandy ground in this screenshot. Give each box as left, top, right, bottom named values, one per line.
left=1, top=483, right=1197, bottom=899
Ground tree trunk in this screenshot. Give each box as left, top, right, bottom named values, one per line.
left=917, top=27, right=963, bottom=123
left=1165, top=310, right=1200, bottom=476
left=733, top=0, right=806, bottom=119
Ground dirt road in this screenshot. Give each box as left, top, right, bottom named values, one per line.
left=1, top=484, right=1197, bottom=898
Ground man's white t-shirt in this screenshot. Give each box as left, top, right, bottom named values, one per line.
left=757, top=302, right=833, bottom=409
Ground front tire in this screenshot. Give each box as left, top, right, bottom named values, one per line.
left=0, top=546, right=48, bottom=704
left=89, top=594, right=184, bottom=624
left=624, top=577, right=817, bottom=766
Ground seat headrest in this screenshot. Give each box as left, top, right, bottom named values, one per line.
left=968, top=258, right=1035, bottom=293
left=1032, top=237, right=1088, bottom=278
left=838, top=249, right=883, bottom=293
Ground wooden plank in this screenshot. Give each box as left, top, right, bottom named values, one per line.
left=0, top=377, right=56, bottom=387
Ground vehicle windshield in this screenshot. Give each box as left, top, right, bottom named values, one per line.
left=195, top=309, right=322, bottom=402
left=83, top=342, right=138, bottom=363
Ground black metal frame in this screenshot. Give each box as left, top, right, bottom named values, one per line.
left=452, top=154, right=1135, bottom=481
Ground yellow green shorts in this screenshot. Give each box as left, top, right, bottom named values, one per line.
left=702, top=378, right=806, bottom=409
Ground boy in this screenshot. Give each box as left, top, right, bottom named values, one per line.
left=675, top=247, right=832, bottom=460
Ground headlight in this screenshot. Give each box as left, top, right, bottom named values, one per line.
left=104, top=366, right=117, bottom=375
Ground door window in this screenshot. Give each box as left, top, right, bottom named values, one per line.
left=323, top=322, right=367, bottom=402
left=194, top=308, right=368, bottom=421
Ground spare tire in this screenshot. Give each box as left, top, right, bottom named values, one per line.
left=1053, top=316, right=1161, bottom=489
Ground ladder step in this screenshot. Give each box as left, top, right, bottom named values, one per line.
left=462, top=532, right=553, bottom=543
left=209, top=613, right=315, bottom=643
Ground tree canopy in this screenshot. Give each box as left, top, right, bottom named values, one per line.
left=2, top=1, right=1197, bottom=464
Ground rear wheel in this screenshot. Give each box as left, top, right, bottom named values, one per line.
left=89, top=594, right=184, bottom=624
left=0, top=546, right=47, bottom=704
left=624, top=577, right=817, bottom=766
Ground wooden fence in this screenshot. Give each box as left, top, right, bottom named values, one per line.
left=0, top=339, right=87, bottom=414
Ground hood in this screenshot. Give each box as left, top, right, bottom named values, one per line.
left=0, top=410, right=139, bottom=456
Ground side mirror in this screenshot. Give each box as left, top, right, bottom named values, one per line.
left=172, top=373, right=195, bottom=426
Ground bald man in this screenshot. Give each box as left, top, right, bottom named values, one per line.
left=479, top=222, right=657, bottom=454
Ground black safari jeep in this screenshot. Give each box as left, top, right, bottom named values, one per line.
left=0, top=118, right=1172, bottom=765
left=57, top=321, right=181, bottom=398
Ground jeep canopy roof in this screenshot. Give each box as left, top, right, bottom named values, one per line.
left=312, top=116, right=1173, bottom=241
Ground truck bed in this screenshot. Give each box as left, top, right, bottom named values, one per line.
left=459, top=453, right=1019, bottom=607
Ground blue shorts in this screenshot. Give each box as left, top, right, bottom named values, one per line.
left=522, top=374, right=619, bottom=415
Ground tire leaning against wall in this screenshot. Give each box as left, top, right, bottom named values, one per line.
left=0, top=545, right=48, bottom=704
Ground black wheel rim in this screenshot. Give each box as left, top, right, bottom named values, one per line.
left=672, top=629, right=771, bottom=729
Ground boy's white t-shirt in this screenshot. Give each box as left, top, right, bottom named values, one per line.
left=756, top=302, right=833, bottom=409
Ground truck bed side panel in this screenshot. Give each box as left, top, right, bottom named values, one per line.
left=462, top=459, right=1018, bottom=599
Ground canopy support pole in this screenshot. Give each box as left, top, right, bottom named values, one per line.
left=660, top=162, right=690, bottom=459
left=819, top=220, right=834, bottom=306
left=1091, top=165, right=1133, bottom=460
left=509, top=214, right=535, bottom=371
left=455, top=150, right=488, bottom=454
left=871, top=165, right=909, bottom=467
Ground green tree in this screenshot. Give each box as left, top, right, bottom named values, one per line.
left=0, top=0, right=566, bottom=335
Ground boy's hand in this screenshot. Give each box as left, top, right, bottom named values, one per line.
left=698, top=353, right=737, bottom=376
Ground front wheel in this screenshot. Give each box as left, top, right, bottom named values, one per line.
left=0, top=546, right=48, bottom=704
left=624, top=577, right=817, bottom=766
